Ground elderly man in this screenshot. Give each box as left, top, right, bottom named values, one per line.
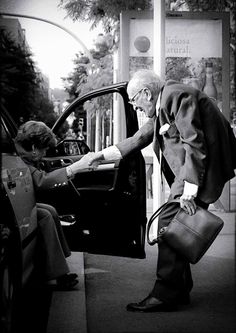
left=89, top=69, right=236, bottom=312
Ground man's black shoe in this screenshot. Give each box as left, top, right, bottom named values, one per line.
left=126, top=296, right=177, bottom=312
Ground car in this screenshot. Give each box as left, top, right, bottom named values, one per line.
left=1, top=108, right=38, bottom=333
left=0, top=82, right=147, bottom=332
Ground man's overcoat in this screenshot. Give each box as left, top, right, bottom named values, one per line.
left=117, top=81, right=236, bottom=204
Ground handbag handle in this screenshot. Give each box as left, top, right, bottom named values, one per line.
left=147, top=199, right=180, bottom=246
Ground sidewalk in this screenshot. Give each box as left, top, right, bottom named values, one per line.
left=47, top=252, right=87, bottom=333
left=47, top=200, right=235, bottom=333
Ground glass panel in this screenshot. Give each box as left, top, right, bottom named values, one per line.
left=1, top=123, right=15, bottom=153
left=165, top=19, right=223, bottom=109
left=61, top=92, right=125, bottom=153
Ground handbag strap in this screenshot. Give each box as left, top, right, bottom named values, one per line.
left=147, top=199, right=180, bottom=246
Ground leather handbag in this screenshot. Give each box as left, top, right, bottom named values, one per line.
left=147, top=200, right=224, bottom=264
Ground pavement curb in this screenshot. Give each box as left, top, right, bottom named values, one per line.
left=47, top=252, right=87, bottom=333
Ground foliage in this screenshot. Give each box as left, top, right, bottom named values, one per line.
left=0, top=29, right=56, bottom=126
left=177, top=0, right=232, bottom=11
left=59, top=0, right=151, bottom=33
left=63, top=34, right=113, bottom=103
left=59, top=0, right=151, bottom=49
left=1, top=28, right=37, bottom=124
left=166, top=57, right=190, bottom=81
left=62, top=54, right=88, bottom=101
left=62, top=32, right=114, bottom=138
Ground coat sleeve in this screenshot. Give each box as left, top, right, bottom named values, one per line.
left=116, top=118, right=154, bottom=158
left=173, top=92, right=207, bottom=186
left=29, top=165, right=69, bottom=193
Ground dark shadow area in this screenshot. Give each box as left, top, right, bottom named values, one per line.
left=12, top=278, right=53, bottom=333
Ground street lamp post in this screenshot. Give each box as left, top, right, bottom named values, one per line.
left=0, top=12, right=93, bottom=64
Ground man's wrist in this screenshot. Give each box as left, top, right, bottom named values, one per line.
left=183, top=181, right=198, bottom=197
left=102, top=145, right=122, bottom=161
left=66, top=165, right=75, bottom=179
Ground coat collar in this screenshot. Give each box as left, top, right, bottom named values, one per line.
left=14, top=141, right=38, bottom=167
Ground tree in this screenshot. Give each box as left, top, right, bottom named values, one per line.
left=1, top=28, right=37, bottom=124
left=62, top=53, right=88, bottom=101
left=63, top=33, right=114, bottom=97
left=0, top=29, right=56, bottom=126
left=59, top=0, right=151, bottom=36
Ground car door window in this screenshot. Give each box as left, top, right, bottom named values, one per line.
left=42, top=87, right=146, bottom=259
left=56, top=91, right=127, bottom=155
left=1, top=122, right=15, bottom=154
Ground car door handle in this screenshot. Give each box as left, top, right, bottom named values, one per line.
left=60, top=158, right=73, bottom=166
left=7, top=179, right=16, bottom=189
left=7, top=171, right=16, bottom=189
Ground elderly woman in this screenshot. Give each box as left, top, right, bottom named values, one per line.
left=14, top=121, right=93, bottom=289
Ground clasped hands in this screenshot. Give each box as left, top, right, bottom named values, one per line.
left=69, top=151, right=104, bottom=174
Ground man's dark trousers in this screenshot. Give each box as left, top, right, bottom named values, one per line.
left=150, top=199, right=208, bottom=303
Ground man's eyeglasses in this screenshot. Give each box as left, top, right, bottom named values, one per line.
left=128, top=88, right=143, bottom=105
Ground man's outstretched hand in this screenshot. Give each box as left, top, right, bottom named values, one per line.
left=69, top=152, right=100, bottom=174
left=87, top=151, right=105, bottom=166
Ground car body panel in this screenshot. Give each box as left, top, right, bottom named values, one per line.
left=1, top=117, right=38, bottom=285
left=1, top=154, right=37, bottom=242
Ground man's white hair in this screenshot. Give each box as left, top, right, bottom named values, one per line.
left=127, top=69, right=163, bottom=97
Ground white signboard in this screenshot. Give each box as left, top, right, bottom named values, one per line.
left=129, top=18, right=222, bottom=59
left=166, top=19, right=222, bottom=58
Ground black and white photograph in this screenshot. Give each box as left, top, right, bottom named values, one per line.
left=0, top=1, right=236, bottom=333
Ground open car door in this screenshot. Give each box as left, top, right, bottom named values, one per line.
left=39, top=83, right=147, bottom=259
